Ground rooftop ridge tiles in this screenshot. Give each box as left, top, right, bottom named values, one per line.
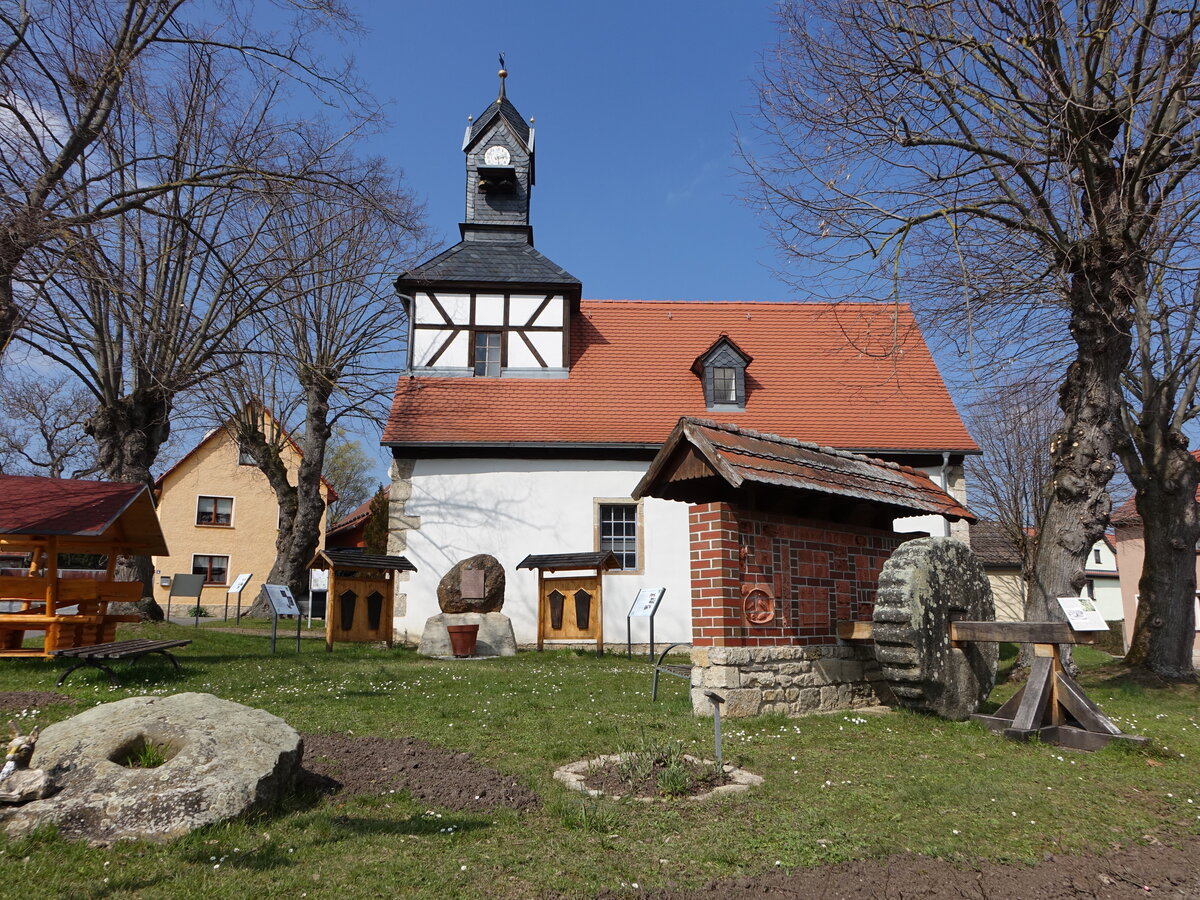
left=689, top=418, right=920, bottom=476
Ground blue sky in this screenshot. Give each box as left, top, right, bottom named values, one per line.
left=346, top=1, right=792, bottom=302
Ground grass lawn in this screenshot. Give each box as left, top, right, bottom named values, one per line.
left=0, top=623, right=1196, bottom=898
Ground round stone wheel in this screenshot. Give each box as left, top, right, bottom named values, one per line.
left=872, top=537, right=998, bottom=721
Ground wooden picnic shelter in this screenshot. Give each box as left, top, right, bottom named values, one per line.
left=0, top=474, right=167, bottom=657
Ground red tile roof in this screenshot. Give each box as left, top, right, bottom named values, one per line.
left=0, top=475, right=167, bottom=555
left=634, top=418, right=974, bottom=521
left=384, top=300, right=976, bottom=453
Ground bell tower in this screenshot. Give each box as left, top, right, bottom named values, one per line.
left=395, top=62, right=581, bottom=378
left=462, top=62, right=534, bottom=233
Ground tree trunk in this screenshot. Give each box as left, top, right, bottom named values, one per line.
left=1025, top=247, right=1134, bottom=668
left=85, top=389, right=173, bottom=599
left=1123, top=437, right=1199, bottom=680
left=267, top=385, right=333, bottom=601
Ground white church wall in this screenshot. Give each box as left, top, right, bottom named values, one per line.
left=394, top=457, right=693, bottom=647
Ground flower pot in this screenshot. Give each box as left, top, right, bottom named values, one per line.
left=446, top=624, right=480, bottom=658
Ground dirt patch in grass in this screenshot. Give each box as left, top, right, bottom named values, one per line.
left=578, top=754, right=732, bottom=800
left=0, top=691, right=74, bottom=711
left=589, top=836, right=1200, bottom=899
left=298, top=733, right=539, bottom=813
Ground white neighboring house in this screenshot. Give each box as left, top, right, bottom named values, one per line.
left=1083, top=535, right=1123, bottom=620
left=383, top=73, right=979, bottom=647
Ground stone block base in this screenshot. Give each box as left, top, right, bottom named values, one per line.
left=689, top=644, right=893, bottom=718
left=417, top=612, right=517, bottom=657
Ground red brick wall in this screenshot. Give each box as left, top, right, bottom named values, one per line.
left=689, top=502, right=904, bottom=647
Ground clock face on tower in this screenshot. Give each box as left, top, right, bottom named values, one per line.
left=483, top=145, right=511, bottom=166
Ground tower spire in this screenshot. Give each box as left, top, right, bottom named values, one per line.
left=497, top=53, right=507, bottom=101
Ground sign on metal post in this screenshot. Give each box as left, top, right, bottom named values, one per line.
left=261, top=583, right=302, bottom=653
left=226, top=573, right=252, bottom=621
left=308, top=569, right=329, bottom=627
left=1056, top=596, right=1110, bottom=632
left=627, top=587, right=666, bottom=658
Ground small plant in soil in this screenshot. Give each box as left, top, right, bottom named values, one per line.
left=186, top=605, right=211, bottom=618
left=589, top=732, right=731, bottom=799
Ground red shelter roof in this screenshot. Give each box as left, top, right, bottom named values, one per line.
left=634, top=418, right=974, bottom=523
left=384, top=300, right=976, bottom=454
left=0, top=475, right=167, bottom=555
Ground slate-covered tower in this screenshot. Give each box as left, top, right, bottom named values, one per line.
left=396, top=66, right=581, bottom=378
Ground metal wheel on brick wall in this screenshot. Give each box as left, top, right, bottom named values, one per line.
left=872, top=537, right=997, bottom=721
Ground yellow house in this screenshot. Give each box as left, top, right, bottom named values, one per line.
left=151, top=417, right=333, bottom=615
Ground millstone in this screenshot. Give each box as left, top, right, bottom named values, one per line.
left=872, top=537, right=997, bottom=721
left=0, top=692, right=301, bottom=845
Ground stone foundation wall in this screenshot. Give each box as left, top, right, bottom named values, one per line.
left=689, top=643, right=893, bottom=718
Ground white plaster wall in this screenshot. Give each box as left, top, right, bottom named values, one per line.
left=525, top=330, right=563, bottom=367
left=475, top=295, right=505, bottom=325
left=394, top=458, right=693, bottom=647
left=506, top=335, right=539, bottom=368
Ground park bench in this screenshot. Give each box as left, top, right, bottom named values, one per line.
left=52, top=638, right=192, bottom=688
left=651, top=642, right=692, bottom=700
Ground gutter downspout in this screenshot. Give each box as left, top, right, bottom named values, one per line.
left=939, top=451, right=952, bottom=537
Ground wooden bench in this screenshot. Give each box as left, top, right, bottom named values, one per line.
left=51, top=639, right=192, bottom=688
left=651, top=642, right=692, bottom=700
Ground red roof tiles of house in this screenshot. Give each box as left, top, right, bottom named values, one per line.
left=326, top=498, right=372, bottom=541
left=385, top=300, right=977, bottom=453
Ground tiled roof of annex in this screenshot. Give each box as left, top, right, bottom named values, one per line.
left=384, top=300, right=978, bottom=454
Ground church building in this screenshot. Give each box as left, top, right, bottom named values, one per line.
left=383, top=69, right=977, bottom=648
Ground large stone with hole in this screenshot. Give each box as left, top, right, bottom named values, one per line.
left=437, top=554, right=506, bottom=613
left=0, top=693, right=302, bottom=845
left=872, top=537, right=997, bottom=721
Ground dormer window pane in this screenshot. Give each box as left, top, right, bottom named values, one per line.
left=474, top=331, right=501, bottom=376
left=713, top=367, right=737, bottom=403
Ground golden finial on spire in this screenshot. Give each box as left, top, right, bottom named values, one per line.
left=497, top=52, right=507, bottom=101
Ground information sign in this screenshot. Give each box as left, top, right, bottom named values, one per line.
left=309, top=569, right=329, bottom=592
left=626, top=587, right=667, bottom=658
left=1056, top=596, right=1110, bottom=632
left=262, top=583, right=300, bottom=616
left=628, top=587, right=666, bottom=617
left=228, top=573, right=253, bottom=595
left=261, top=583, right=302, bottom=653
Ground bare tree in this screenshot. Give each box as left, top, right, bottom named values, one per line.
left=965, top=376, right=1058, bottom=613
left=14, top=44, right=369, bottom=591
left=0, top=370, right=95, bottom=477
left=219, top=165, right=425, bottom=604
left=1117, top=254, right=1200, bottom=672
left=748, top=1, right=1200, bottom=678
left=0, top=0, right=373, bottom=361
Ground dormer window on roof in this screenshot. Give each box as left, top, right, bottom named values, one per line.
left=692, top=336, right=752, bottom=411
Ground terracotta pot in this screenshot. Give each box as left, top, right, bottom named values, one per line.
left=446, top=624, right=480, bottom=658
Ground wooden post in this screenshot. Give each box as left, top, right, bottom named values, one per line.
left=45, top=536, right=58, bottom=616
left=536, top=569, right=545, bottom=651
left=594, top=576, right=604, bottom=657
left=325, top=569, right=335, bottom=652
